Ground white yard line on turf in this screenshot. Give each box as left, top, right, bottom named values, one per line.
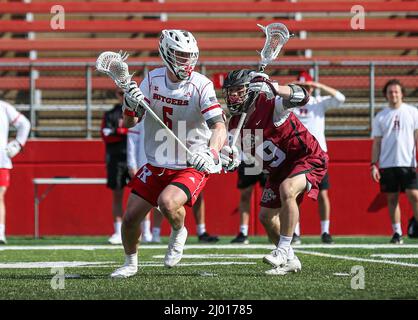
left=295, top=249, right=418, bottom=268
left=0, top=261, right=114, bottom=269
left=1, top=243, right=418, bottom=251
left=0, top=261, right=255, bottom=269
left=152, top=254, right=266, bottom=259
left=140, top=262, right=256, bottom=267
left=370, top=254, right=418, bottom=259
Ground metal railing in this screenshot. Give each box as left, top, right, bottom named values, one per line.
left=1, top=60, right=417, bottom=138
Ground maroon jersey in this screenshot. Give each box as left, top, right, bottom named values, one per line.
left=229, top=94, right=328, bottom=206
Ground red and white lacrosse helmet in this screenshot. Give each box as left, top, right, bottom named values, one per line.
left=158, top=29, right=199, bottom=80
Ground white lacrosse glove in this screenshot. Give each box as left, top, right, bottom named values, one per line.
left=123, top=81, right=146, bottom=117
left=5, top=140, right=22, bottom=158
left=189, top=148, right=222, bottom=174
left=248, top=72, right=274, bottom=98
left=220, top=145, right=240, bottom=172
left=249, top=71, right=270, bottom=81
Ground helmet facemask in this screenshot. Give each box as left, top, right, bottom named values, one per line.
left=166, top=49, right=199, bottom=80
left=223, top=85, right=250, bottom=116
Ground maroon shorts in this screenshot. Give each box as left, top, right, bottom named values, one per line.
left=0, top=169, right=10, bottom=187
left=260, top=156, right=328, bottom=209
left=128, top=163, right=209, bottom=207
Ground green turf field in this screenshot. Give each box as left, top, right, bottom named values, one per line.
left=0, top=236, right=417, bottom=300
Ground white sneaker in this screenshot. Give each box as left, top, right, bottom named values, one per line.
left=265, top=256, right=302, bottom=275
left=108, top=233, right=122, bottom=245
left=164, top=227, right=188, bottom=268
left=263, top=247, right=289, bottom=268
left=151, top=234, right=161, bottom=243
left=110, top=264, right=138, bottom=279
left=0, top=235, right=7, bottom=245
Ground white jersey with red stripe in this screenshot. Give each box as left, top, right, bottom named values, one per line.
left=139, top=67, right=224, bottom=169
left=0, top=100, right=30, bottom=168
left=291, top=92, right=345, bottom=152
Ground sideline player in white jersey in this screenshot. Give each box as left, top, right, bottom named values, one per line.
left=111, top=29, right=227, bottom=278
left=371, top=79, right=418, bottom=244
left=290, top=71, right=345, bottom=244
left=0, top=100, right=31, bottom=244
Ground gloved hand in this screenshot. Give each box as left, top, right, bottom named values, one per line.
left=5, top=140, right=22, bottom=158
left=249, top=71, right=269, bottom=81
left=123, top=81, right=146, bottom=117
left=189, top=148, right=222, bottom=174
left=248, top=71, right=274, bottom=98
left=220, top=145, right=240, bottom=171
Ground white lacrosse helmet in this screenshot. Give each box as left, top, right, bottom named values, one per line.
left=159, top=29, right=199, bottom=80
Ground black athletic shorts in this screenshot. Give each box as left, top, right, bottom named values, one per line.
left=318, top=172, right=330, bottom=190
left=379, top=167, right=418, bottom=193
left=106, top=153, right=130, bottom=190
left=237, top=163, right=268, bottom=189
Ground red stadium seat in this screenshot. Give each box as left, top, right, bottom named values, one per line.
left=1, top=1, right=417, bottom=14
left=1, top=38, right=417, bottom=52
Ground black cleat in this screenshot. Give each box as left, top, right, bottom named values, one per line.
left=321, top=232, right=334, bottom=244
left=390, top=232, right=404, bottom=244
left=231, top=232, right=249, bottom=244
left=291, top=233, right=302, bottom=245
left=198, top=232, right=219, bottom=243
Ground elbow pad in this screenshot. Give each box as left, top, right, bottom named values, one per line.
left=287, top=84, right=310, bottom=106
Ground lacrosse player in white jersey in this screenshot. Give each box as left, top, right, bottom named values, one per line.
left=111, top=29, right=226, bottom=278
left=371, top=79, right=418, bottom=244
left=290, top=71, right=345, bottom=245
left=0, top=100, right=31, bottom=244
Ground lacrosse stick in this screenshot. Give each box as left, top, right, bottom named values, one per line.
left=96, top=51, right=193, bottom=158
left=231, top=23, right=293, bottom=147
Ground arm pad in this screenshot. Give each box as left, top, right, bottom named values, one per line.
left=287, top=84, right=310, bottom=107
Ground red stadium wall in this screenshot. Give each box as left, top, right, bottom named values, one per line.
left=6, top=139, right=413, bottom=236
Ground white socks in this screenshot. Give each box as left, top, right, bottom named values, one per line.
left=240, top=224, right=249, bottom=236
left=321, top=220, right=330, bottom=234
left=0, top=224, right=4, bottom=237
left=294, top=222, right=300, bottom=236
left=125, top=253, right=138, bottom=267
left=392, top=223, right=402, bottom=236
left=114, top=221, right=122, bottom=236
left=278, top=235, right=294, bottom=259
left=141, top=220, right=152, bottom=238
left=197, top=224, right=206, bottom=236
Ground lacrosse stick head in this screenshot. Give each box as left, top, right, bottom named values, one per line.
left=257, top=23, right=293, bottom=70
left=96, top=51, right=132, bottom=90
